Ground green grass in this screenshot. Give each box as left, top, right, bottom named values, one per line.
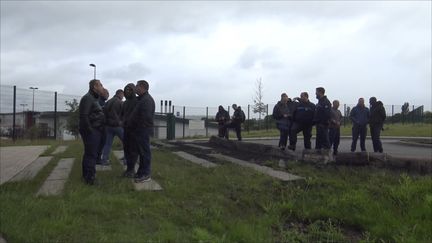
left=1, top=140, right=431, bottom=242
left=243, top=123, right=432, bottom=138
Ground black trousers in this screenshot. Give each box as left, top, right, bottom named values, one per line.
left=351, top=124, right=367, bottom=152
left=124, top=128, right=138, bottom=172
left=225, top=122, right=242, bottom=141
left=277, top=123, right=289, bottom=148
left=315, top=124, right=330, bottom=149
left=329, top=127, right=340, bottom=152
left=80, top=128, right=102, bottom=181
left=218, top=123, right=228, bottom=139
left=370, top=124, right=383, bottom=152
left=289, top=122, right=312, bottom=150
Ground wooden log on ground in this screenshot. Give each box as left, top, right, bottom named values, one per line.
left=302, top=149, right=334, bottom=164
left=208, top=136, right=297, bottom=160
left=334, top=152, right=370, bottom=166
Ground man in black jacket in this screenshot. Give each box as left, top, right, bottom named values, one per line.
left=216, top=105, right=230, bottom=139
left=121, top=83, right=139, bottom=178
left=100, top=89, right=124, bottom=165
left=79, top=79, right=105, bottom=185
left=313, top=87, right=332, bottom=150
left=129, top=80, right=155, bottom=183
left=273, top=93, right=293, bottom=150
left=226, top=104, right=245, bottom=141
left=289, top=92, right=315, bottom=151
left=369, top=97, right=386, bottom=153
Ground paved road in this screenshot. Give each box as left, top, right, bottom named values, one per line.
left=246, top=138, right=432, bottom=159
left=0, top=146, right=49, bottom=185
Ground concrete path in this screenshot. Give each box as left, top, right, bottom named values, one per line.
left=247, top=138, right=432, bottom=159
left=10, top=156, right=53, bottom=182
left=183, top=144, right=212, bottom=150
left=0, top=146, right=49, bottom=185
left=173, top=151, right=217, bottom=168
left=209, top=154, right=303, bottom=181
left=36, top=158, right=74, bottom=196
left=96, top=165, right=112, bottom=171
left=112, top=150, right=163, bottom=191
left=51, top=145, right=68, bottom=155
left=153, top=141, right=176, bottom=148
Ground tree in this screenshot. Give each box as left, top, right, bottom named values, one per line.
left=252, top=77, right=266, bottom=120
left=65, top=99, right=79, bottom=138
left=402, top=102, right=410, bottom=115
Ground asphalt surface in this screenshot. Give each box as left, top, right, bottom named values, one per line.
left=246, top=138, right=432, bottom=159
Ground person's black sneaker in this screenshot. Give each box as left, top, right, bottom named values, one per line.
left=279, top=146, right=285, bottom=151
left=122, top=170, right=135, bottom=178
left=134, top=174, right=151, bottom=183
left=287, top=145, right=295, bottom=151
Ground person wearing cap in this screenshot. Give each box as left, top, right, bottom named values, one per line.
left=369, top=97, right=386, bottom=153
left=272, top=93, right=293, bottom=150
left=313, top=87, right=332, bottom=150
left=289, top=92, right=315, bottom=151
left=350, top=98, right=370, bottom=152
left=79, top=79, right=105, bottom=185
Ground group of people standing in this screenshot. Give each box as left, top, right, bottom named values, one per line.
left=79, top=79, right=155, bottom=185
left=215, top=104, right=246, bottom=141
left=271, top=86, right=386, bottom=155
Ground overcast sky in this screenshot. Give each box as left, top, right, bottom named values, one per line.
left=1, top=1, right=431, bottom=111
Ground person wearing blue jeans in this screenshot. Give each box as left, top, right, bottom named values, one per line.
left=79, top=79, right=105, bottom=185
left=101, top=89, right=124, bottom=165
left=129, top=80, right=155, bottom=183
left=272, top=93, right=292, bottom=150
left=350, top=98, right=370, bottom=152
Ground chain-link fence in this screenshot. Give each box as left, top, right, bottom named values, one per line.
left=1, top=85, right=429, bottom=140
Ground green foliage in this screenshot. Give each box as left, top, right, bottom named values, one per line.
left=65, top=99, right=79, bottom=138
left=0, top=140, right=431, bottom=242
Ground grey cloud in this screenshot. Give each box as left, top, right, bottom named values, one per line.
left=236, top=47, right=284, bottom=70
left=103, top=63, right=151, bottom=81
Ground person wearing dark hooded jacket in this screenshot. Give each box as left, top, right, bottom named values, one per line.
left=289, top=92, right=315, bottom=151
left=121, top=83, right=139, bottom=178
left=272, top=93, right=294, bottom=150
left=369, top=97, right=386, bottom=153
left=215, top=105, right=230, bottom=139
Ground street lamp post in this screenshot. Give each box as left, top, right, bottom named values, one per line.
left=89, top=63, right=96, bottom=79
left=29, top=87, right=38, bottom=113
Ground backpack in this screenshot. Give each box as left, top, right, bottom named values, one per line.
left=240, top=110, right=246, bottom=123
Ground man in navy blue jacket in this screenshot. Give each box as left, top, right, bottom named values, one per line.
left=289, top=92, right=315, bottom=151
left=313, top=87, right=332, bottom=150
left=129, top=80, right=155, bottom=183
left=350, top=98, right=370, bottom=152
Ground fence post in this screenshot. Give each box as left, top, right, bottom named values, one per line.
left=206, top=106, right=208, bottom=137
left=182, top=106, right=185, bottom=138
left=343, top=104, right=346, bottom=127
left=266, top=104, right=269, bottom=131
left=12, top=86, right=16, bottom=141
left=391, top=105, right=394, bottom=124
left=160, top=100, right=163, bottom=113
left=247, top=104, right=250, bottom=133
left=54, top=92, right=57, bottom=140
left=412, top=105, right=415, bottom=124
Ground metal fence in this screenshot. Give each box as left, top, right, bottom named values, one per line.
left=0, top=85, right=428, bottom=140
